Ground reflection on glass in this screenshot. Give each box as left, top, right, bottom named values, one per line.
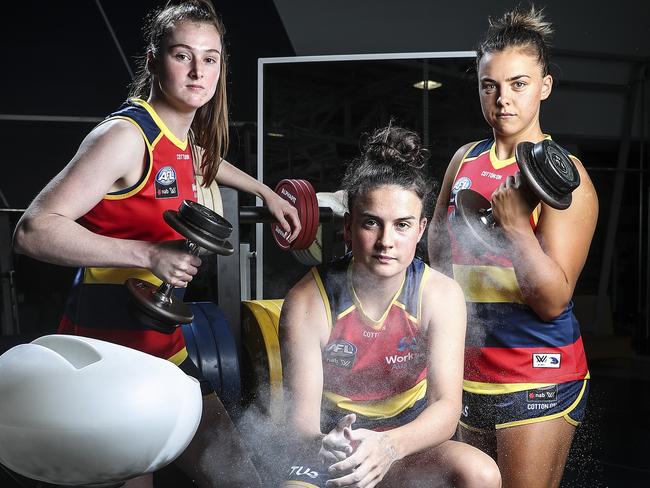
left=259, top=54, right=489, bottom=298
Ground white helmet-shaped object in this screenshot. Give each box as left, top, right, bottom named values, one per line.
left=0, top=335, right=202, bottom=486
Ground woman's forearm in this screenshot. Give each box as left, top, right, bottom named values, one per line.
left=14, top=213, right=152, bottom=269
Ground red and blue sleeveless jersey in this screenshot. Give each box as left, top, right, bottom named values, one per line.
left=59, top=98, right=198, bottom=364
left=314, top=254, right=431, bottom=431
left=447, top=138, right=589, bottom=394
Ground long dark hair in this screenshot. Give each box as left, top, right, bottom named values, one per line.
left=129, top=0, right=228, bottom=186
left=476, top=5, right=553, bottom=76
left=342, top=124, right=435, bottom=218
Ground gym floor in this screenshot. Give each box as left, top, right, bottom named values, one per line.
left=560, top=355, right=650, bottom=487
left=0, top=338, right=648, bottom=488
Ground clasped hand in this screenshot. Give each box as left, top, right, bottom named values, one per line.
left=319, top=414, right=398, bottom=488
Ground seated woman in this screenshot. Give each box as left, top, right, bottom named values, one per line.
left=278, top=124, right=502, bottom=488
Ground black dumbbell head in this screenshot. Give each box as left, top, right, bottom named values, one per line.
left=516, top=140, right=580, bottom=210
left=164, top=201, right=234, bottom=256
left=125, top=278, right=193, bottom=333
left=179, top=200, right=233, bottom=239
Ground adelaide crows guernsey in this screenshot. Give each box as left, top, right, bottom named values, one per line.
left=447, top=138, right=589, bottom=394
left=314, top=254, right=430, bottom=431
left=59, top=98, right=198, bottom=363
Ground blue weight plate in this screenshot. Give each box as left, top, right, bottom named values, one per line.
left=187, top=303, right=222, bottom=395
left=200, top=303, right=241, bottom=410
left=188, top=302, right=241, bottom=414
left=181, top=322, right=200, bottom=373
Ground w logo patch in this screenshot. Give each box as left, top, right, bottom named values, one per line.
left=532, top=353, right=561, bottom=368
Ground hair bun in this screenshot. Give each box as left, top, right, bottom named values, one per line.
left=363, top=125, right=428, bottom=169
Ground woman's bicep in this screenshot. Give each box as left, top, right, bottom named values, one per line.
left=423, top=275, right=466, bottom=405
left=279, top=275, right=329, bottom=435
left=26, top=120, right=146, bottom=221
left=536, top=161, right=598, bottom=290
left=428, top=143, right=473, bottom=271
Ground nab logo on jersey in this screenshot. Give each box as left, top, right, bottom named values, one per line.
left=155, top=165, right=179, bottom=199
left=526, top=385, right=558, bottom=403
left=532, top=353, right=561, bottom=368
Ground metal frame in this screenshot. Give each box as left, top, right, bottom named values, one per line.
left=0, top=210, right=22, bottom=335
left=256, top=51, right=475, bottom=298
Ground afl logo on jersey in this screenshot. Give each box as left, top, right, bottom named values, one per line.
left=156, top=166, right=177, bottom=186
left=155, top=166, right=179, bottom=199
left=324, top=340, right=357, bottom=369
left=452, top=177, right=472, bottom=195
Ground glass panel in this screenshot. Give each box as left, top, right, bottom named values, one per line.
left=260, top=55, right=487, bottom=298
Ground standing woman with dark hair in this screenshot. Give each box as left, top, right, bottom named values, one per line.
left=14, top=1, right=299, bottom=486
left=280, top=125, right=501, bottom=488
left=428, top=6, right=598, bottom=488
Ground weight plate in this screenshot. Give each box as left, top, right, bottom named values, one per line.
left=182, top=302, right=241, bottom=415
left=271, top=180, right=305, bottom=250
left=178, top=200, right=232, bottom=240
left=516, top=140, right=578, bottom=210
left=125, top=278, right=193, bottom=331
left=292, top=179, right=315, bottom=250
left=291, top=225, right=322, bottom=266
left=298, top=179, right=320, bottom=250
left=164, top=210, right=234, bottom=256
left=452, top=189, right=502, bottom=255
left=241, top=300, right=284, bottom=421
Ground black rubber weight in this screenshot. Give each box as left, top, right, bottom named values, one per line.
left=178, top=200, right=233, bottom=239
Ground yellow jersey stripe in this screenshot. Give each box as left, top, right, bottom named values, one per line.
left=168, top=347, right=188, bottom=366
left=463, top=372, right=590, bottom=394
left=417, top=265, right=431, bottom=323
left=131, top=98, right=188, bottom=150
left=452, top=264, right=524, bottom=304
left=392, top=301, right=419, bottom=324
left=336, top=304, right=356, bottom=321
left=495, top=379, right=588, bottom=429
left=83, top=267, right=161, bottom=286
left=489, top=142, right=516, bottom=169
left=463, top=379, right=554, bottom=394
left=311, top=268, right=333, bottom=331
left=454, top=141, right=483, bottom=179
left=323, top=379, right=427, bottom=418
left=488, top=134, right=553, bottom=170
left=102, top=116, right=154, bottom=201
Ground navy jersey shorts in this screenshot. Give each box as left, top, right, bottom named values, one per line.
left=459, top=379, right=589, bottom=431
left=283, top=463, right=331, bottom=488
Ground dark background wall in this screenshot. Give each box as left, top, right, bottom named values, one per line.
left=2, top=0, right=649, bottom=346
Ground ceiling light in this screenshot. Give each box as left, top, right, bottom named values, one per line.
left=267, top=132, right=285, bottom=138
left=413, top=80, right=442, bottom=90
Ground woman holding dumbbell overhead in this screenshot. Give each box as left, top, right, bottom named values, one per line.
left=14, top=1, right=299, bottom=486
left=279, top=124, right=501, bottom=488
left=427, top=7, right=598, bottom=488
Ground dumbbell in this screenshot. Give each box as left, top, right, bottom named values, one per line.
left=452, top=139, right=580, bottom=254
left=126, top=200, right=234, bottom=334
